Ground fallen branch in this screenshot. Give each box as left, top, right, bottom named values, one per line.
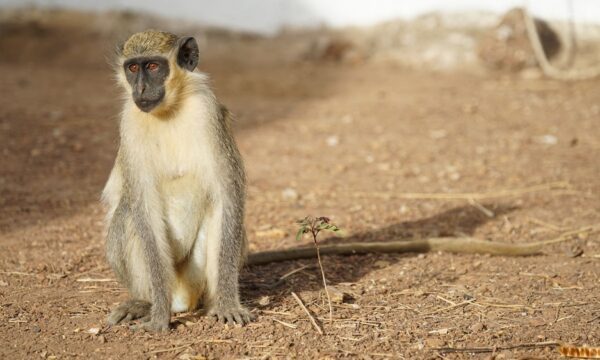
left=247, top=224, right=599, bottom=265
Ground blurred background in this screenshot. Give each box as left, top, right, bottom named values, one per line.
left=1, top=1, right=599, bottom=358
left=3, top=0, right=600, bottom=33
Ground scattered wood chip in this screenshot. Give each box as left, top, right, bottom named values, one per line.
left=566, top=245, right=584, bottom=258
left=326, top=286, right=347, bottom=304
left=179, top=354, right=207, bottom=360
left=428, top=328, right=450, bottom=335
left=87, top=327, right=100, bottom=335
left=257, top=296, right=271, bottom=306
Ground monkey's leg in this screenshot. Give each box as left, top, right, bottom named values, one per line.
left=127, top=198, right=174, bottom=332
left=106, top=200, right=154, bottom=326
left=204, top=204, right=253, bottom=325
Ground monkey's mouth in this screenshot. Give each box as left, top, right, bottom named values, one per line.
left=135, top=98, right=162, bottom=113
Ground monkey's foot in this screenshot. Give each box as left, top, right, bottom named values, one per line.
left=107, top=299, right=151, bottom=325
left=208, top=305, right=255, bottom=326
left=129, top=318, right=170, bottom=332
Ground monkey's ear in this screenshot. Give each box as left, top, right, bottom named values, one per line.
left=176, top=37, right=199, bottom=71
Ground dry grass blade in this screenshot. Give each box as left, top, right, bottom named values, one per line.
left=291, top=292, right=323, bottom=335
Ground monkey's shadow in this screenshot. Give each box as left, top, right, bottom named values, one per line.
left=240, top=203, right=516, bottom=307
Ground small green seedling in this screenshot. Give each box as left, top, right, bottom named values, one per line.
left=296, top=216, right=341, bottom=322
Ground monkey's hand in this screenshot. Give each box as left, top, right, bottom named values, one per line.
left=208, top=304, right=255, bottom=326
left=129, top=304, right=171, bottom=332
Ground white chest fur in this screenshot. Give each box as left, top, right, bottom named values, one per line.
left=120, top=93, right=220, bottom=259
left=122, top=95, right=217, bottom=183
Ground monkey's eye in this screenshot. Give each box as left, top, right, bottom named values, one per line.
left=128, top=64, right=140, bottom=73
left=146, top=63, right=159, bottom=71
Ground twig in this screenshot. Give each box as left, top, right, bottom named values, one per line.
left=434, top=341, right=559, bottom=354
left=476, top=301, right=534, bottom=311
left=271, top=317, right=297, bottom=329
left=148, top=343, right=194, bottom=354
left=527, top=217, right=565, bottom=232
left=424, top=299, right=474, bottom=315
left=291, top=292, right=323, bottom=335
left=280, top=265, right=311, bottom=280
left=468, top=198, right=495, bottom=218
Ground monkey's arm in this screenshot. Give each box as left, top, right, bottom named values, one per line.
left=246, top=237, right=549, bottom=266
left=130, top=182, right=173, bottom=331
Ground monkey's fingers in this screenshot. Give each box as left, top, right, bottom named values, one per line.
left=209, top=306, right=254, bottom=326
left=107, top=299, right=152, bottom=325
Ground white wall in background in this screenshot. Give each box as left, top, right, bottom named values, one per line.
left=1, top=0, right=598, bottom=34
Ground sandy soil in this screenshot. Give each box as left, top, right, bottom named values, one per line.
left=0, top=10, right=599, bottom=360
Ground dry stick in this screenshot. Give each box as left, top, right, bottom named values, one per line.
left=291, top=292, right=323, bottom=335
left=247, top=224, right=599, bottom=265
left=434, top=341, right=560, bottom=354
left=312, top=235, right=333, bottom=324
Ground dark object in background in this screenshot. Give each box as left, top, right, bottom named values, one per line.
left=478, top=7, right=561, bottom=71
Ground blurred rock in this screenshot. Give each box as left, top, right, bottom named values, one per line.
left=281, top=187, right=299, bottom=200
left=478, top=8, right=561, bottom=71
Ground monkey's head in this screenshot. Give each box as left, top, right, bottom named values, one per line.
left=117, top=30, right=199, bottom=115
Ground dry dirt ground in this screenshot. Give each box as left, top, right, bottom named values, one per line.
left=1, top=10, right=599, bottom=360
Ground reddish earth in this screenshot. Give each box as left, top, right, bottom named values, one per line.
left=0, top=11, right=599, bottom=359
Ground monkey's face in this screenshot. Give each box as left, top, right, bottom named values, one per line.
left=120, top=33, right=200, bottom=114
left=124, top=57, right=169, bottom=112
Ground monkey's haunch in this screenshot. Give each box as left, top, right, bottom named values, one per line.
left=246, top=237, right=542, bottom=265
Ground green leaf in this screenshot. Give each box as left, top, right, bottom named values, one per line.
left=296, top=228, right=305, bottom=241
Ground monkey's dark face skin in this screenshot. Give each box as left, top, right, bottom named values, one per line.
left=124, top=56, right=170, bottom=112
